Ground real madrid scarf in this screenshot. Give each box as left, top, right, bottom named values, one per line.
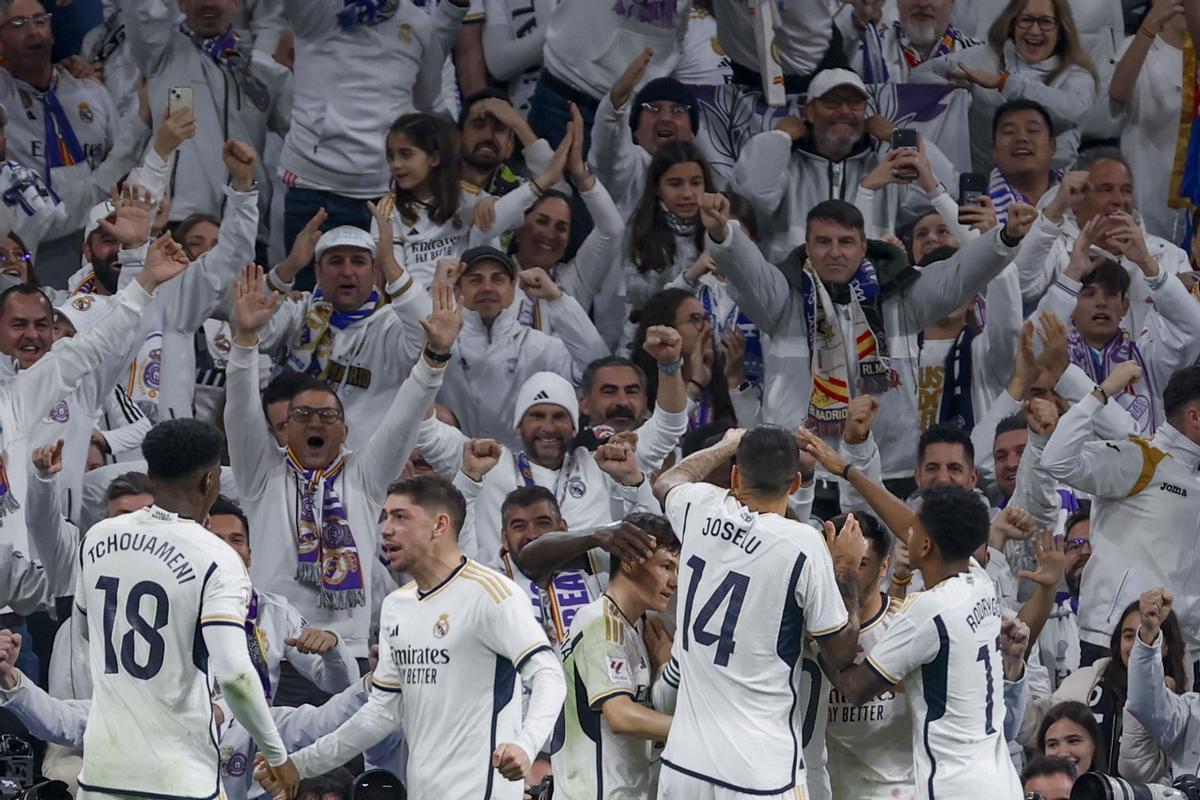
left=287, top=288, right=381, bottom=378
left=179, top=23, right=270, bottom=112
left=1066, top=328, right=1156, bottom=433
left=858, top=21, right=978, bottom=83
left=514, top=449, right=582, bottom=506
left=0, top=456, right=21, bottom=518
left=287, top=449, right=366, bottom=609
left=37, top=74, right=86, bottom=187
left=801, top=259, right=890, bottom=437
left=988, top=166, right=1062, bottom=224
left=244, top=591, right=272, bottom=699
left=337, top=0, right=399, bottom=30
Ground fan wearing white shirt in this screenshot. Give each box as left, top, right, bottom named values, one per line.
left=74, top=417, right=299, bottom=800
left=254, top=475, right=567, bottom=799
left=803, top=433, right=1024, bottom=800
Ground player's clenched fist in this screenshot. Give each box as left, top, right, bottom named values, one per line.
left=493, top=742, right=531, bottom=781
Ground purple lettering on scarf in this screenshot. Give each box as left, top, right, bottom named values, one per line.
left=611, top=0, right=678, bottom=29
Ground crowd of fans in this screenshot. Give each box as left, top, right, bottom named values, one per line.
left=0, top=0, right=1195, bottom=797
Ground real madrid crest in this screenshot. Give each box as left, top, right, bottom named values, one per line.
left=397, top=22, right=412, bottom=43
left=77, top=101, right=94, bottom=124
left=433, top=612, right=450, bottom=638
left=71, top=294, right=93, bottom=311
left=567, top=476, right=586, bottom=499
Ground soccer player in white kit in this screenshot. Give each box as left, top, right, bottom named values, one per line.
left=255, top=475, right=567, bottom=799
left=74, top=419, right=299, bottom=800
left=651, top=426, right=866, bottom=800
left=799, top=428, right=1023, bottom=800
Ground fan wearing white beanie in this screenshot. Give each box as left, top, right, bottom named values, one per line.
left=414, top=328, right=686, bottom=568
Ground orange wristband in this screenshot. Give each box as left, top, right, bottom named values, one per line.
left=997, top=71, right=1009, bottom=92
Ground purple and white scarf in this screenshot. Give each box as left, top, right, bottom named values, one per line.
left=1066, top=328, right=1155, bottom=433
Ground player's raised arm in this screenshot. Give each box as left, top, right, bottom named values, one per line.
left=813, top=514, right=867, bottom=671
left=515, top=519, right=656, bottom=586
left=798, top=428, right=918, bottom=544
left=652, top=427, right=745, bottom=503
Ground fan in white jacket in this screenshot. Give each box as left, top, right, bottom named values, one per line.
left=118, top=0, right=292, bottom=226
left=277, top=0, right=466, bottom=201
left=1014, top=155, right=1193, bottom=334
left=909, top=39, right=1097, bottom=171
left=733, top=68, right=957, bottom=262
left=1041, top=364, right=1200, bottom=656
left=856, top=173, right=1022, bottom=432
left=704, top=192, right=1033, bottom=481
left=226, top=268, right=460, bottom=659
left=834, top=0, right=982, bottom=84
left=415, top=362, right=681, bottom=570
left=260, top=225, right=427, bottom=452
left=435, top=246, right=602, bottom=447
left=1031, top=213, right=1200, bottom=436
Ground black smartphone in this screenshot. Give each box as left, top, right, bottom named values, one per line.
left=891, top=128, right=919, bottom=150
left=891, top=129, right=919, bottom=180
left=959, top=172, right=988, bottom=205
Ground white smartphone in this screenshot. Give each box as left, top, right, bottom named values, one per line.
left=167, top=86, right=193, bottom=116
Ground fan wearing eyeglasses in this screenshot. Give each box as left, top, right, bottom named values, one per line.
left=590, top=50, right=700, bottom=220
left=225, top=265, right=464, bottom=675
left=0, top=0, right=148, bottom=271
left=910, top=0, right=1098, bottom=172
left=730, top=67, right=958, bottom=264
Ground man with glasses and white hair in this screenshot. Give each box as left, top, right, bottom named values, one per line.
left=0, top=0, right=150, bottom=279
left=836, top=0, right=982, bottom=83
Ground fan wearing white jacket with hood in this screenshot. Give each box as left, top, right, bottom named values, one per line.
left=225, top=266, right=461, bottom=659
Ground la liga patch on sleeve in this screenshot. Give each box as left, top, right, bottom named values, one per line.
left=606, top=655, right=631, bottom=686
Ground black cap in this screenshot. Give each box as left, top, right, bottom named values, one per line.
left=631, top=77, right=701, bottom=135
left=460, top=245, right=517, bottom=278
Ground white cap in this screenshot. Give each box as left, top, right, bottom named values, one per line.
left=314, top=226, right=375, bottom=259
left=512, top=371, right=579, bottom=432
left=807, top=68, right=869, bottom=101
left=83, top=198, right=116, bottom=240
left=56, top=293, right=104, bottom=335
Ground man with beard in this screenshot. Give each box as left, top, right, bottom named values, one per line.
left=576, top=355, right=689, bottom=475
left=0, top=0, right=150, bottom=279
left=701, top=192, right=1035, bottom=502
left=590, top=52, right=700, bottom=217
left=414, top=354, right=672, bottom=570
left=837, top=0, right=982, bottom=82
left=457, top=90, right=553, bottom=197
left=732, top=68, right=956, bottom=261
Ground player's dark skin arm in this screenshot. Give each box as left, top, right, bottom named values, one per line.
left=824, top=660, right=895, bottom=707
left=514, top=521, right=656, bottom=587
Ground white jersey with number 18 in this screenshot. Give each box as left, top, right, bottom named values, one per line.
left=74, top=505, right=252, bottom=799
left=863, top=561, right=1023, bottom=800
left=661, top=482, right=849, bottom=795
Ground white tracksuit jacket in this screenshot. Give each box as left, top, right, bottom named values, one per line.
left=1042, top=394, right=1200, bottom=651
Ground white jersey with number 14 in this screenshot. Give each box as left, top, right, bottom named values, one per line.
left=660, top=482, right=849, bottom=795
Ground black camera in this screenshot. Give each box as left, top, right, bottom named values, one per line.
left=1070, top=773, right=1200, bottom=799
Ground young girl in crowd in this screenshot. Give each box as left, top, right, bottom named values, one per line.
left=631, top=287, right=734, bottom=432
left=618, top=140, right=716, bottom=349
left=1038, top=701, right=1105, bottom=775
left=1021, top=600, right=1188, bottom=777
left=665, top=193, right=765, bottom=428
left=375, top=112, right=548, bottom=288
left=911, top=0, right=1098, bottom=170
